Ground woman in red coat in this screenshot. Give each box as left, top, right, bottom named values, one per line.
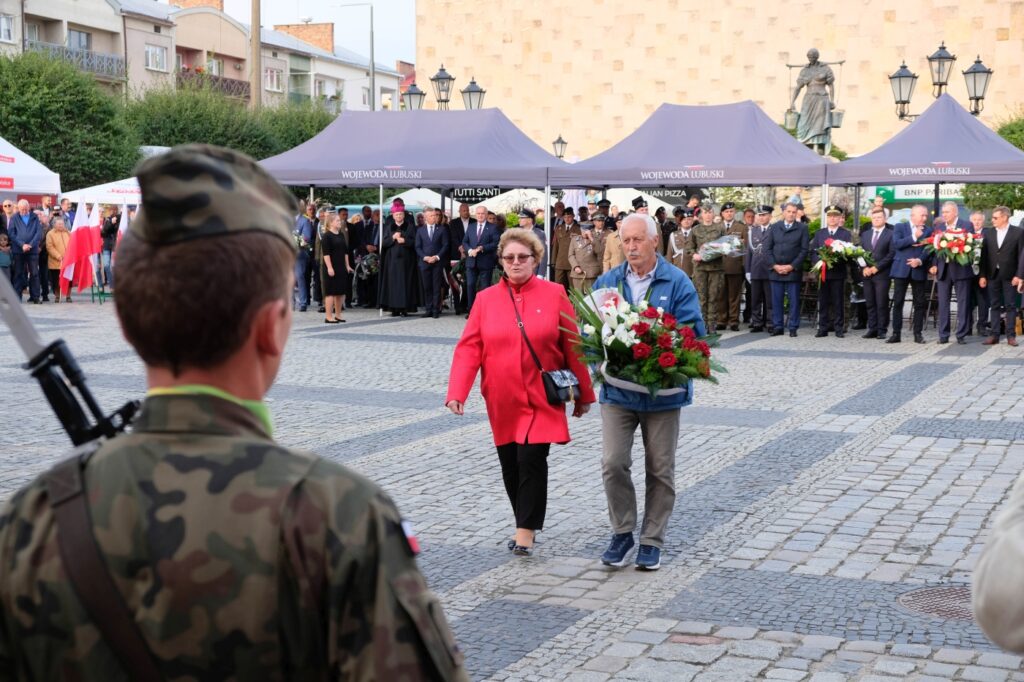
left=446, top=227, right=596, bottom=556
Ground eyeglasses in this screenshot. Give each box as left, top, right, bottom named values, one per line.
left=501, top=253, right=533, bottom=263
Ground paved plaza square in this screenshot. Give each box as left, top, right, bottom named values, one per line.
left=3, top=304, right=1024, bottom=681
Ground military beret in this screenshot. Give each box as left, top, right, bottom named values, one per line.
left=592, top=213, right=607, bottom=222
left=825, top=204, right=844, bottom=215
left=721, top=202, right=736, bottom=211
left=682, top=208, right=696, bottom=218
left=564, top=207, right=575, bottom=216
left=131, top=144, right=297, bottom=251
left=518, top=209, right=536, bottom=220
left=616, top=211, right=628, bottom=221
left=596, top=198, right=611, bottom=208
left=631, top=195, right=648, bottom=209
left=755, top=205, right=773, bottom=215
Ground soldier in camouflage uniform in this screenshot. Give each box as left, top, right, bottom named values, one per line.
left=686, top=206, right=725, bottom=332
left=0, top=144, right=468, bottom=681
left=568, top=217, right=607, bottom=291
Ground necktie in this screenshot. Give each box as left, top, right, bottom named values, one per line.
left=477, top=223, right=483, bottom=241
left=428, top=226, right=434, bottom=241
left=872, top=230, right=881, bottom=248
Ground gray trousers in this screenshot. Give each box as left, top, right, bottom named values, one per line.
left=601, top=403, right=680, bottom=549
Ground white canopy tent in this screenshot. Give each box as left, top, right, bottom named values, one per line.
left=61, top=177, right=141, bottom=205
left=0, top=136, right=61, bottom=195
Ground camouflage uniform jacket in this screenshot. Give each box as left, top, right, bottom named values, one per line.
left=686, top=223, right=726, bottom=272
left=551, top=223, right=582, bottom=270
left=568, top=231, right=606, bottom=279
left=0, top=393, right=467, bottom=681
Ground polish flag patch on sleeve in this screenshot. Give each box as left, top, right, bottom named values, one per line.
left=401, top=520, right=421, bottom=555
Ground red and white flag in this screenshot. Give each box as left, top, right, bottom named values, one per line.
left=59, top=203, right=101, bottom=295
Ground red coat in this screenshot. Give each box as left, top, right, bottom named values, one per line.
left=447, top=276, right=596, bottom=446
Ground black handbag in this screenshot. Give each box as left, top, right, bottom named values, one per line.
left=506, top=283, right=580, bottom=405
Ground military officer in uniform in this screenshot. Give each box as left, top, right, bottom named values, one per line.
left=603, top=212, right=627, bottom=272
left=687, top=206, right=725, bottom=332
left=569, top=215, right=607, bottom=290
left=745, top=205, right=775, bottom=332
left=667, top=208, right=695, bottom=277
left=0, top=145, right=468, bottom=681
left=631, top=195, right=650, bottom=215
left=717, top=202, right=748, bottom=331
left=811, top=205, right=852, bottom=337
left=550, top=207, right=581, bottom=291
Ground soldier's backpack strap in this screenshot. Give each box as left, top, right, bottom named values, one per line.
left=45, top=443, right=164, bottom=681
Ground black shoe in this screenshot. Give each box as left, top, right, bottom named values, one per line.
left=749, top=326, right=763, bottom=333
left=851, top=323, right=867, bottom=330
left=422, top=311, right=433, bottom=318
left=815, top=330, right=828, bottom=338
left=938, top=338, right=949, bottom=344
left=29, top=299, right=41, bottom=304
left=957, top=337, right=966, bottom=345
left=914, top=334, right=925, bottom=344
left=730, top=324, right=739, bottom=332
left=512, top=545, right=533, bottom=557
left=317, top=305, right=326, bottom=313
left=862, top=330, right=878, bottom=339
left=432, top=312, right=440, bottom=319
left=886, top=335, right=901, bottom=344
left=299, top=306, right=307, bottom=312
left=789, top=330, right=798, bottom=337
left=835, top=331, right=845, bottom=338
left=464, top=314, right=470, bottom=319
left=770, top=329, right=784, bottom=336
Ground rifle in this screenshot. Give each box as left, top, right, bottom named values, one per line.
left=0, top=274, right=138, bottom=445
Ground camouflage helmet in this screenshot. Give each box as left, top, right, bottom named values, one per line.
left=131, top=144, right=297, bottom=252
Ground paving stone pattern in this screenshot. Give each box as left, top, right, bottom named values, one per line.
left=3, top=306, right=1024, bottom=681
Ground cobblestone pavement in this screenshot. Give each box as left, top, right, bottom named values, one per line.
left=3, top=303, right=1024, bottom=681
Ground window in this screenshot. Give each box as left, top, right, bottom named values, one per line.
left=314, top=79, right=325, bottom=97
left=0, top=15, right=14, bottom=43
left=175, top=52, right=182, bottom=71
left=67, top=29, right=91, bottom=51
left=206, top=58, right=223, bottom=76
left=144, top=44, right=167, bottom=72
left=153, top=25, right=161, bottom=34
left=25, top=23, right=39, bottom=42
left=264, top=67, right=283, bottom=92
left=362, top=87, right=369, bottom=106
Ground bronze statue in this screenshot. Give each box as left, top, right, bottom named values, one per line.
left=790, top=48, right=836, bottom=155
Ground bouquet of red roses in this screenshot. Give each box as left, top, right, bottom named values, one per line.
left=922, top=228, right=980, bottom=267
left=563, top=287, right=725, bottom=397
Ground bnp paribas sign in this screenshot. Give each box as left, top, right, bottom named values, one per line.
left=639, top=166, right=726, bottom=181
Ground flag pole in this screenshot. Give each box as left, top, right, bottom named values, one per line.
left=378, top=183, right=384, bottom=318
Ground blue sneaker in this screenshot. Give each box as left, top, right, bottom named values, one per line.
left=635, top=544, right=661, bottom=571
left=600, top=532, right=635, bottom=567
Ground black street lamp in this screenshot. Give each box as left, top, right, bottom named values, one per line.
left=552, top=135, right=567, bottom=159
left=429, top=64, right=455, bottom=110
left=926, top=42, right=956, bottom=97
left=402, top=82, right=426, bottom=111
left=460, top=77, right=486, bottom=110
left=963, top=56, right=994, bottom=116
left=888, top=62, right=918, bottom=121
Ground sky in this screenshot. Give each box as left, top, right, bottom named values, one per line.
left=220, top=0, right=416, bottom=67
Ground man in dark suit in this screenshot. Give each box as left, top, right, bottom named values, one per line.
left=462, top=204, right=499, bottom=314
left=446, top=203, right=472, bottom=315
left=930, top=201, right=975, bottom=344
left=888, top=205, right=932, bottom=343
left=859, top=206, right=895, bottom=339
left=744, top=205, right=774, bottom=332
left=968, top=210, right=991, bottom=336
left=8, top=199, right=43, bottom=303
left=811, top=205, right=852, bottom=338
left=764, top=202, right=809, bottom=337
left=415, top=207, right=450, bottom=319
left=979, top=206, right=1023, bottom=346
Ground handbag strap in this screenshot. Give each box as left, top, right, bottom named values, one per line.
left=506, top=282, right=545, bottom=372
left=45, top=443, right=165, bottom=680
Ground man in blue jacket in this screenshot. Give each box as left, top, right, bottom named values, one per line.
left=888, top=204, right=932, bottom=343
left=764, top=202, right=809, bottom=337
left=9, top=200, right=42, bottom=303
left=593, top=213, right=706, bottom=571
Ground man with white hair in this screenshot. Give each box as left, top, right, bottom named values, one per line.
left=9, top=199, right=43, bottom=303
left=592, top=213, right=706, bottom=571
left=930, top=201, right=974, bottom=344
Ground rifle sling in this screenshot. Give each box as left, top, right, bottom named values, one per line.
left=45, top=446, right=164, bottom=680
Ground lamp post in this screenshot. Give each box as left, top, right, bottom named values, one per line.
left=335, top=3, right=375, bottom=110
left=963, top=56, right=993, bottom=116
left=402, top=82, right=426, bottom=110
left=552, top=135, right=567, bottom=159
left=429, top=64, right=455, bottom=110
left=888, top=43, right=993, bottom=121
left=460, top=77, right=486, bottom=110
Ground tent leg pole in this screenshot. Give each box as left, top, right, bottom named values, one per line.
left=378, top=183, right=384, bottom=318
left=308, top=185, right=314, bottom=204
left=544, top=184, right=551, bottom=281
left=933, top=183, right=940, bottom=220
left=820, top=183, right=829, bottom=225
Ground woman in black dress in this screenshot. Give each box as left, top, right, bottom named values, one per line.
left=380, top=203, right=419, bottom=316
left=321, top=213, right=352, bottom=323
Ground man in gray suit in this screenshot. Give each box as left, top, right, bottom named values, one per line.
left=744, top=205, right=774, bottom=332
left=764, top=202, right=809, bottom=337
left=930, top=201, right=975, bottom=344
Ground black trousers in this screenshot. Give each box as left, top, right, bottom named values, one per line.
left=496, top=442, right=551, bottom=530
left=986, top=278, right=1018, bottom=339
left=750, top=278, right=772, bottom=329
left=863, top=274, right=891, bottom=335
left=937, top=277, right=972, bottom=341
left=357, top=273, right=377, bottom=307
left=970, top=278, right=991, bottom=332
left=312, top=257, right=323, bottom=304
left=419, top=263, right=444, bottom=314
left=742, top=280, right=752, bottom=322
left=38, top=251, right=49, bottom=299
left=817, top=278, right=845, bottom=332
left=890, top=277, right=926, bottom=336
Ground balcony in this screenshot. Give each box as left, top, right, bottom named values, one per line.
left=25, top=40, right=126, bottom=81
left=177, top=70, right=250, bottom=100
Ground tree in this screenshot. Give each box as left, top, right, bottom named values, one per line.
left=963, top=113, right=1024, bottom=211
left=0, top=52, right=139, bottom=190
